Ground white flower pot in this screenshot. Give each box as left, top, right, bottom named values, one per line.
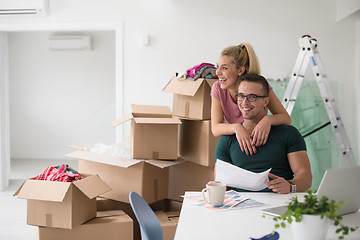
left=291, top=214, right=329, bottom=240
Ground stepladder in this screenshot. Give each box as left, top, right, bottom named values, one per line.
left=281, top=35, right=357, bottom=167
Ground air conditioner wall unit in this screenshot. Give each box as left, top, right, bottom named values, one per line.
left=49, top=35, right=93, bottom=51
left=0, top=0, right=48, bottom=15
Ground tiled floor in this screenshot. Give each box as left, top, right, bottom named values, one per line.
left=0, top=159, right=78, bottom=240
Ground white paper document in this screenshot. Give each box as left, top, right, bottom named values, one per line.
left=215, top=159, right=271, bottom=191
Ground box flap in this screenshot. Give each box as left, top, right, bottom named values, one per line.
left=145, top=159, right=183, bottom=169
left=164, top=211, right=180, bottom=218
left=163, top=77, right=205, bottom=96
left=155, top=211, right=169, bottom=224
left=65, top=151, right=142, bottom=168
left=96, top=210, right=126, bottom=218
left=131, top=104, right=172, bottom=118
left=66, top=143, right=95, bottom=151
left=205, top=78, right=218, bottom=88
left=13, top=181, right=26, bottom=197
left=113, top=113, right=134, bottom=127
left=66, top=150, right=182, bottom=169
left=155, top=211, right=178, bottom=226
left=73, top=175, right=112, bottom=199
left=16, top=179, right=71, bottom=202
left=133, top=117, right=182, bottom=124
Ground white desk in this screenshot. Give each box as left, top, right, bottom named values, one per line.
left=174, top=192, right=360, bottom=240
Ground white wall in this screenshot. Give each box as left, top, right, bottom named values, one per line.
left=1, top=0, right=359, bottom=163
left=9, top=31, right=115, bottom=160
left=0, top=32, right=10, bottom=189
left=337, top=0, right=360, bottom=21
left=356, top=21, right=360, bottom=160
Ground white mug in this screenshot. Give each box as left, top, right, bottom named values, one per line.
left=201, top=182, right=226, bottom=207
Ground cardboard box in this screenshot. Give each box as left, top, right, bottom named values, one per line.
left=96, top=197, right=182, bottom=213
left=14, top=174, right=111, bottom=229
left=96, top=198, right=181, bottom=240
left=113, top=104, right=182, bottom=160
left=38, top=210, right=133, bottom=240
left=179, top=119, right=219, bottom=167
left=66, top=146, right=181, bottom=204
left=96, top=198, right=141, bottom=240
left=149, top=198, right=183, bottom=212
left=163, top=77, right=217, bottom=120
left=156, top=211, right=180, bottom=240
left=168, top=160, right=215, bottom=201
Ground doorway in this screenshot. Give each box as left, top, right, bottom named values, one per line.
left=0, top=22, right=123, bottom=190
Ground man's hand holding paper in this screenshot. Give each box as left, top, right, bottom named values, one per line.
left=215, top=159, right=271, bottom=191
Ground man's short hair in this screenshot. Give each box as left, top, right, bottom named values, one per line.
left=239, top=74, right=270, bottom=96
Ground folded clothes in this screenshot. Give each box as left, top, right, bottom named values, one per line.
left=186, top=63, right=214, bottom=78
left=187, top=62, right=217, bottom=81
left=35, top=164, right=83, bottom=182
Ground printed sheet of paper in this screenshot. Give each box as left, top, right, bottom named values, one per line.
left=215, top=159, right=271, bottom=191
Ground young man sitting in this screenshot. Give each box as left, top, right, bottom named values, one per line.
left=215, top=74, right=312, bottom=194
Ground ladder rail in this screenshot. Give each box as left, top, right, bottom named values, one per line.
left=303, top=38, right=341, bottom=128
left=282, top=50, right=304, bottom=105
left=282, top=37, right=316, bottom=116
left=286, top=56, right=310, bottom=116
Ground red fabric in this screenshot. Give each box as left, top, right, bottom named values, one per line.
left=35, top=164, right=83, bottom=182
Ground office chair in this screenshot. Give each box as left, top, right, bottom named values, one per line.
left=129, top=192, right=163, bottom=240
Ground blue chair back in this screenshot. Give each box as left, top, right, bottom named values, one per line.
left=129, top=192, right=163, bottom=240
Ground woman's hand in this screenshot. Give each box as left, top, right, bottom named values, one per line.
left=251, top=116, right=271, bottom=147
left=234, top=124, right=256, bottom=156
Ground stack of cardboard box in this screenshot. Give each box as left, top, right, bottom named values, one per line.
left=15, top=76, right=219, bottom=240
left=163, top=76, right=219, bottom=202
left=64, top=76, right=219, bottom=239
left=14, top=174, right=134, bottom=239
left=96, top=197, right=181, bottom=240
left=65, top=103, right=184, bottom=240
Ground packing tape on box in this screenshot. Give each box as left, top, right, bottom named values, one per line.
left=152, top=151, right=159, bottom=159
left=46, top=214, right=52, bottom=227
left=154, top=179, right=158, bottom=201
left=185, top=102, right=190, bottom=117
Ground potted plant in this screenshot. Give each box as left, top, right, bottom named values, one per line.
left=271, top=190, right=358, bottom=240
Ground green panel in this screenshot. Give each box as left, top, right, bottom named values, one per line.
left=269, top=79, right=344, bottom=190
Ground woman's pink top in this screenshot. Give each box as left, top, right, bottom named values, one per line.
left=211, top=81, right=271, bottom=124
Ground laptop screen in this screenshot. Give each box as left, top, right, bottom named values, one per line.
left=316, top=166, right=360, bottom=215
left=262, top=166, right=360, bottom=217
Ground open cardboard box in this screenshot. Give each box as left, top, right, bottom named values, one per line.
left=163, top=77, right=217, bottom=120
left=179, top=119, right=219, bottom=167
left=168, top=160, right=215, bottom=201
left=113, top=104, right=181, bottom=160
left=156, top=211, right=180, bottom=240
left=96, top=197, right=181, bottom=240
left=38, top=210, right=133, bottom=240
left=14, top=174, right=111, bottom=229
left=66, top=144, right=182, bottom=204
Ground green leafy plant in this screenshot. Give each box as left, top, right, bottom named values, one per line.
left=271, top=190, right=358, bottom=239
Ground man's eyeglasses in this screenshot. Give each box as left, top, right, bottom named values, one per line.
left=235, top=93, right=268, bottom=102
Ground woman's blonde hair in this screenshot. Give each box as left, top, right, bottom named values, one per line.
left=221, top=43, right=260, bottom=74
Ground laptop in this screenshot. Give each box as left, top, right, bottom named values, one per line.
left=262, top=166, right=360, bottom=217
